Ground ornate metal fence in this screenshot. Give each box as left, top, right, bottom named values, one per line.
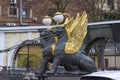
left=0, top=68, right=25, bottom=80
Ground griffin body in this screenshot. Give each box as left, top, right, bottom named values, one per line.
left=37, top=12, right=97, bottom=75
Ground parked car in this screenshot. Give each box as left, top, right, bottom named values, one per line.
left=80, top=70, right=120, bottom=80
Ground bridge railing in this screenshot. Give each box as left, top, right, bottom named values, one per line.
left=0, top=66, right=39, bottom=80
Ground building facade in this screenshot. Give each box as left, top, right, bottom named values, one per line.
left=0, top=26, right=53, bottom=68
left=0, top=0, right=56, bottom=26
left=0, top=0, right=119, bottom=27
left=0, top=27, right=39, bottom=67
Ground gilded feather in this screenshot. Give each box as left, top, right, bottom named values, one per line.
left=65, top=11, right=88, bottom=54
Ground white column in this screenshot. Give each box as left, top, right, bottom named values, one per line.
left=0, top=32, right=5, bottom=66
left=27, top=32, right=32, bottom=40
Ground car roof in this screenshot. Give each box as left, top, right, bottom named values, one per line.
left=81, top=70, right=120, bottom=80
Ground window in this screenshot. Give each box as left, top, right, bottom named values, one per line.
left=9, top=7, right=18, bottom=17
left=22, top=8, right=32, bottom=18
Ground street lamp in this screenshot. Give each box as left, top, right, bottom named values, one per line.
left=54, top=12, right=64, bottom=25
left=42, top=16, right=52, bottom=26
left=42, top=12, right=71, bottom=26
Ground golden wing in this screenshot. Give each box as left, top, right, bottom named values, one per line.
left=51, top=17, right=74, bottom=55
left=65, top=14, right=80, bottom=38
left=65, top=11, right=88, bottom=54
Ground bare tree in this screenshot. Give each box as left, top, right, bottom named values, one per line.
left=75, top=0, right=120, bottom=22
left=50, top=0, right=68, bottom=12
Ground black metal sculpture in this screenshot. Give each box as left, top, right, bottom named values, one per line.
left=37, top=27, right=97, bottom=75
left=37, top=29, right=56, bottom=74
left=48, top=27, right=97, bottom=74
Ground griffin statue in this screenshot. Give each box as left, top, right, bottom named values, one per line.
left=37, top=11, right=97, bottom=75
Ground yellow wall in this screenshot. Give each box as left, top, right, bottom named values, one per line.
left=104, top=56, right=120, bottom=68
left=5, top=32, right=39, bottom=48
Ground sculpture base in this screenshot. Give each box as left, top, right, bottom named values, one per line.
left=37, top=67, right=89, bottom=80
left=38, top=75, right=83, bottom=80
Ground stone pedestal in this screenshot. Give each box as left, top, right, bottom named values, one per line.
left=38, top=75, right=83, bottom=80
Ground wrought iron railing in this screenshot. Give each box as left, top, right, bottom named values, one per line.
left=0, top=68, right=25, bottom=80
